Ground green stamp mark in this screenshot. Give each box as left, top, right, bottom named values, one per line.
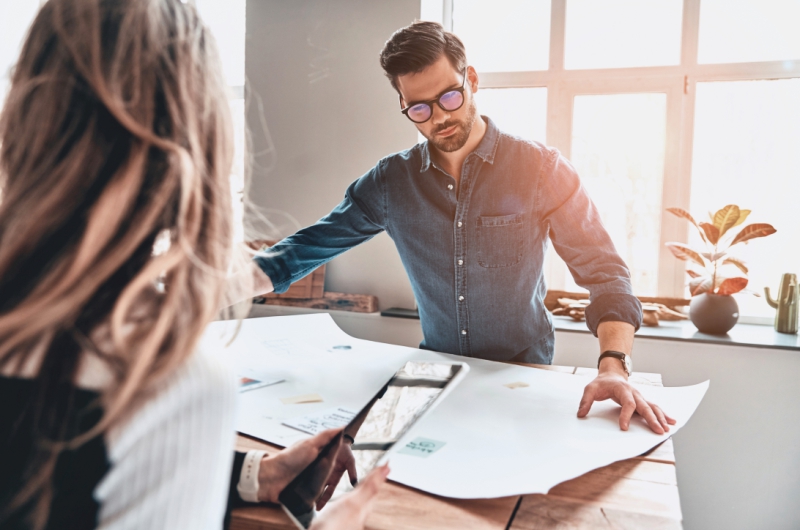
left=398, top=437, right=446, bottom=458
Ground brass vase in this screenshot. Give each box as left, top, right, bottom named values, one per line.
left=765, top=273, right=799, bottom=334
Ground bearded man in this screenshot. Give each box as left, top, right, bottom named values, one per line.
left=253, top=21, right=675, bottom=435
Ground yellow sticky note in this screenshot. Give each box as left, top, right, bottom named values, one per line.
left=281, top=393, right=324, bottom=404
left=504, top=381, right=529, bottom=389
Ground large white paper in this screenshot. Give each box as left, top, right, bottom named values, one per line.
left=201, top=314, right=708, bottom=499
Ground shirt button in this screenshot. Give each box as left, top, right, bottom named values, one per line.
left=457, top=221, right=463, bottom=227
left=461, top=329, right=467, bottom=335
left=457, top=259, right=463, bottom=266
left=459, top=295, right=465, bottom=301
left=447, top=184, right=454, bottom=190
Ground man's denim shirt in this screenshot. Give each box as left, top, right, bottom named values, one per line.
left=255, top=117, right=642, bottom=364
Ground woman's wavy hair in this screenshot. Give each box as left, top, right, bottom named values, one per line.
left=0, top=0, right=248, bottom=525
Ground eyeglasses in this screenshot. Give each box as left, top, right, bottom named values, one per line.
left=400, top=72, right=467, bottom=124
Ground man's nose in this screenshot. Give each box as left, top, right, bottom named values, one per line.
left=431, top=104, right=450, bottom=125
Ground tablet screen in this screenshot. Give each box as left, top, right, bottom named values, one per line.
left=279, top=361, right=465, bottom=528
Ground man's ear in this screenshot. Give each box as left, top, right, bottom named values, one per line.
left=467, top=65, right=479, bottom=94
left=398, top=93, right=406, bottom=109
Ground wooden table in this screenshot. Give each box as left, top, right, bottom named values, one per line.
left=231, top=364, right=683, bottom=530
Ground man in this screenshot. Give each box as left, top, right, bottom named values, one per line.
left=252, top=21, right=674, bottom=435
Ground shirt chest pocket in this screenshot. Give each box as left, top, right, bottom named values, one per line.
left=476, top=214, right=524, bottom=268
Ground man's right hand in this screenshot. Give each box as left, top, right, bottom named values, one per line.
left=310, top=464, right=390, bottom=530
left=251, top=261, right=274, bottom=296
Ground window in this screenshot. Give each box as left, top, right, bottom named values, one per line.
left=422, top=0, right=800, bottom=321
left=194, top=0, right=247, bottom=242
left=0, top=0, right=247, bottom=241
left=0, top=1, right=41, bottom=100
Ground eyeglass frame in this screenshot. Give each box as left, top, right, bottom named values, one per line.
left=399, top=70, right=468, bottom=123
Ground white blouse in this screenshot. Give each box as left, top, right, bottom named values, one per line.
left=94, top=346, right=238, bottom=530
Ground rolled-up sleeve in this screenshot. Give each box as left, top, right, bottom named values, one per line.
left=537, top=148, right=642, bottom=335
left=253, top=164, right=386, bottom=294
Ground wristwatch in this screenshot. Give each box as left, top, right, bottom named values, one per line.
left=598, top=350, right=632, bottom=377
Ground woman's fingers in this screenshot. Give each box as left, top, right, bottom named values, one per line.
left=349, top=464, right=390, bottom=504
left=309, top=465, right=390, bottom=530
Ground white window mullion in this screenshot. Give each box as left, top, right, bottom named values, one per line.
left=680, top=0, right=701, bottom=68
left=443, top=0, right=454, bottom=31
left=659, top=80, right=693, bottom=297
left=548, top=0, right=567, bottom=72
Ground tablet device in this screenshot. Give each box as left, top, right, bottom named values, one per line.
left=278, top=360, right=469, bottom=529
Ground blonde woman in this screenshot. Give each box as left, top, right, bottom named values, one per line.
left=0, top=1, right=385, bottom=529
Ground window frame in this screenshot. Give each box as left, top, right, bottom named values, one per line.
left=427, top=0, right=800, bottom=305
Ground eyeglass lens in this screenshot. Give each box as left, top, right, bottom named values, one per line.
left=407, top=89, right=465, bottom=123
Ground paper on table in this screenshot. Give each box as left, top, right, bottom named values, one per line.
left=280, top=393, right=324, bottom=405
left=282, top=406, right=357, bottom=435
left=202, top=314, right=709, bottom=499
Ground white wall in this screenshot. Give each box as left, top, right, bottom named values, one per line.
left=245, top=0, right=420, bottom=310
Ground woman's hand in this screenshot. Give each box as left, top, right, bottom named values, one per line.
left=256, top=429, right=342, bottom=503
left=316, top=439, right=357, bottom=509
left=310, top=465, right=390, bottom=530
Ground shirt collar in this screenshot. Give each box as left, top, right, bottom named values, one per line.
left=419, top=115, right=499, bottom=173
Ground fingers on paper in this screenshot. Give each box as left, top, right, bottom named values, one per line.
left=576, top=385, right=596, bottom=418
left=618, top=393, right=637, bottom=431
left=650, top=402, right=672, bottom=433
left=632, top=393, right=665, bottom=434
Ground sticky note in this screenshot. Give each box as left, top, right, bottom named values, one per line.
left=504, top=381, right=530, bottom=389
left=398, top=437, right=446, bottom=458
left=280, top=393, right=324, bottom=404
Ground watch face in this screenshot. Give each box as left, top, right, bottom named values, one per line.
left=624, top=355, right=632, bottom=374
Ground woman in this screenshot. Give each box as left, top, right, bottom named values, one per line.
left=0, top=0, right=385, bottom=528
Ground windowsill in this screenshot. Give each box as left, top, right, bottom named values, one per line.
left=250, top=305, right=799, bottom=352
left=553, top=316, right=800, bottom=352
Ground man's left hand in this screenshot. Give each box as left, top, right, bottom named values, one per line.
left=577, top=364, right=676, bottom=434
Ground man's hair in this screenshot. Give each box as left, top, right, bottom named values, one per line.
left=379, top=21, right=467, bottom=93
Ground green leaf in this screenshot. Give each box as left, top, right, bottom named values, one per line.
left=713, top=204, right=741, bottom=238
left=729, top=223, right=777, bottom=247
left=666, top=242, right=707, bottom=268
left=722, top=257, right=748, bottom=274
left=666, top=207, right=707, bottom=243
left=717, top=277, right=748, bottom=296
left=699, top=222, right=720, bottom=245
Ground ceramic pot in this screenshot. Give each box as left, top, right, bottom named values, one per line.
left=689, top=293, right=739, bottom=335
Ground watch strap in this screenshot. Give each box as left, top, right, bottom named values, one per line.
left=598, top=350, right=631, bottom=375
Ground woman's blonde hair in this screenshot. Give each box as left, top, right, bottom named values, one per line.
left=0, top=0, right=245, bottom=524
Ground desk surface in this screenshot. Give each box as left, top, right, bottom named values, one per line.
left=231, top=364, right=682, bottom=530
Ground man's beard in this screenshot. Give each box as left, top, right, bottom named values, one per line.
left=423, top=97, right=477, bottom=153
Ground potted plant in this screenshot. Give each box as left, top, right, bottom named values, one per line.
left=665, top=204, right=777, bottom=334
